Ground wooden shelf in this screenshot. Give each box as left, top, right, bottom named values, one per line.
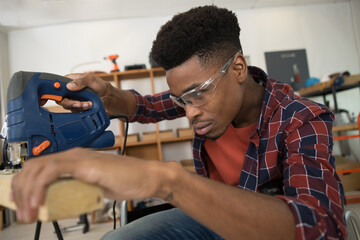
left=333, top=123, right=359, bottom=132
left=97, top=68, right=165, bottom=82
left=111, top=135, right=193, bottom=148
left=126, top=140, right=158, bottom=147
left=161, top=136, right=194, bottom=143
left=104, top=138, right=157, bottom=149
left=152, top=67, right=166, bottom=77
left=299, top=74, right=360, bottom=98
left=96, top=68, right=191, bottom=161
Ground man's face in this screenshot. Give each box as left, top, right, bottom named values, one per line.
left=166, top=55, right=245, bottom=140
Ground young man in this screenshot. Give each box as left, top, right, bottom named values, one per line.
left=11, top=5, right=346, bottom=240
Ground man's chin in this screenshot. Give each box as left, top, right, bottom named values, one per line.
left=204, top=124, right=229, bottom=141
left=207, top=136, right=220, bottom=141
left=205, top=131, right=223, bottom=141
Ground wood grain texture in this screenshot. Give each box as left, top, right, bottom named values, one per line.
left=333, top=123, right=358, bottom=132
left=0, top=174, right=104, bottom=222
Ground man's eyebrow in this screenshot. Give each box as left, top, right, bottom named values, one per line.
left=172, top=83, right=200, bottom=98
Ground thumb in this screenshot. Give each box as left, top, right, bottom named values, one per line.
left=65, top=73, right=87, bottom=91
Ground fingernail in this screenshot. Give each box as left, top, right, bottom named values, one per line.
left=72, top=103, right=80, bottom=108
left=67, top=82, right=77, bottom=89
left=82, top=103, right=89, bottom=109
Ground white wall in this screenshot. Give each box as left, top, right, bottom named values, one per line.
left=7, top=3, right=360, bottom=77
left=350, top=0, right=360, bottom=71
left=7, top=16, right=169, bottom=75
left=4, top=2, right=360, bottom=161
left=240, top=3, right=359, bottom=77
left=0, top=28, right=9, bottom=125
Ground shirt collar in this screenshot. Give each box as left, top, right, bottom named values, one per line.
left=247, top=66, right=269, bottom=138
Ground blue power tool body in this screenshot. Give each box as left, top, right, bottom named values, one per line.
left=5, top=71, right=114, bottom=164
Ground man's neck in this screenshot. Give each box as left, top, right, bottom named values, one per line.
left=232, top=76, right=264, bottom=128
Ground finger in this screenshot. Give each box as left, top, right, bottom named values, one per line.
left=27, top=161, right=61, bottom=211
left=29, top=149, right=84, bottom=209
left=11, top=149, right=91, bottom=223
left=11, top=173, right=25, bottom=221
left=12, top=159, right=47, bottom=222
left=65, top=73, right=90, bottom=91
left=11, top=164, right=35, bottom=222
left=66, top=73, right=109, bottom=97
left=58, top=98, right=92, bottom=111
left=40, top=99, right=48, bottom=106
left=20, top=159, right=48, bottom=222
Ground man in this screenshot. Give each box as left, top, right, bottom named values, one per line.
left=11, top=5, right=346, bottom=239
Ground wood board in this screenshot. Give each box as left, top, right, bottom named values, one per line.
left=0, top=173, right=104, bottom=222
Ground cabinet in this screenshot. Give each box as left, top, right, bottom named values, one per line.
left=96, top=68, right=194, bottom=161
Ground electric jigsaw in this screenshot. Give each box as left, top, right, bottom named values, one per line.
left=0, top=71, right=115, bottom=170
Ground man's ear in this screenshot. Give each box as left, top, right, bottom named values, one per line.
left=232, top=54, right=247, bottom=84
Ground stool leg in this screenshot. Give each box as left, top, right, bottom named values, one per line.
left=81, top=214, right=89, bottom=233
left=34, top=221, right=42, bottom=240
left=52, top=221, right=64, bottom=240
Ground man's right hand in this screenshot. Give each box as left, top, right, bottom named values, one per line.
left=56, top=72, right=138, bottom=117
left=59, top=72, right=113, bottom=113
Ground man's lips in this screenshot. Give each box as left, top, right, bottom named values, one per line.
left=193, top=123, right=213, bottom=135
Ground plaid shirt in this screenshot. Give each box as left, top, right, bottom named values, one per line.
left=129, top=66, right=346, bottom=239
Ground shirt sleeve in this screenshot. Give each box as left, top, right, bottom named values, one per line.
left=129, top=89, right=186, bottom=123
left=276, top=111, right=347, bottom=239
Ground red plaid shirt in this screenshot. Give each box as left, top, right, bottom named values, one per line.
left=129, top=66, right=346, bottom=239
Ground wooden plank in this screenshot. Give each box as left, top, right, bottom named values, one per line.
left=96, top=68, right=166, bottom=82
left=177, top=128, right=194, bottom=138
left=298, top=77, right=335, bottom=96
left=343, top=74, right=360, bottom=86
left=0, top=173, right=17, bottom=211
left=335, top=156, right=360, bottom=192
left=345, top=191, right=360, bottom=204
left=143, top=130, right=174, bottom=141
left=298, top=74, right=360, bottom=97
left=180, top=159, right=195, bottom=173
left=125, top=144, right=159, bottom=160
left=0, top=209, right=3, bottom=230
left=333, top=123, right=358, bottom=132
left=0, top=173, right=104, bottom=222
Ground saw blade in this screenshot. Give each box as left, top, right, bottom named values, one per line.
left=0, top=120, right=7, bottom=139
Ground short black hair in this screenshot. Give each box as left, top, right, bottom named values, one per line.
left=151, top=5, right=242, bottom=70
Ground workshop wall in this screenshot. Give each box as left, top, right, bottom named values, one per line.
left=7, top=2, right=360, bottom=77
left=0, top=29, right=9, bottom=124
left=4, top=2, right=360, bottom=161
left=6, top=2, right=360, bottom=88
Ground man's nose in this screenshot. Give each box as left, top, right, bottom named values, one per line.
left=185, top=104, right=201, bottom=121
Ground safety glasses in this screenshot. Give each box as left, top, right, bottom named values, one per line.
left=170, top=50, right=241, bottom=108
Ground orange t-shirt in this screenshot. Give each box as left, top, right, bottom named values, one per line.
left=204, top=122, right=257, bottom=186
